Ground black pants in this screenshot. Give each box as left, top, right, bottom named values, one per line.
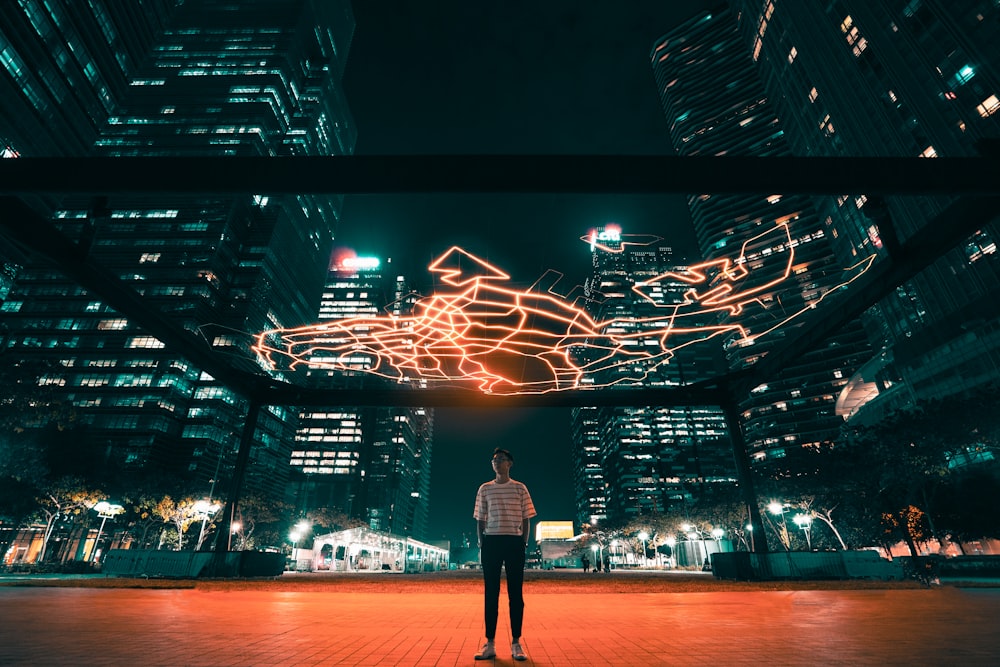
left=480, top=534, right=526, bottom=640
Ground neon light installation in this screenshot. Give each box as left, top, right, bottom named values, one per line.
left=254, top=223, right=874, bottom=395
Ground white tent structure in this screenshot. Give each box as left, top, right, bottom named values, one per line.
left=303, top=527, right=448, bottom=573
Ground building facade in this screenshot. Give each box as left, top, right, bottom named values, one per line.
left=571, top=225, right=734, bottom=526
left=291, top=253, right=433, bottom=539
left=0, top=0, right=357, bottom=500
left=727, top=0, right=1000, bottom=421
left=650, top=10, right=874, bottom=471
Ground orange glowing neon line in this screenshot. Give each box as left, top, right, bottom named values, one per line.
left=254, top=226, right=875, bottom=395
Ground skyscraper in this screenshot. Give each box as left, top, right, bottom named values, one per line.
left=650, top=10, right=874, bottom=471
left=0, top=0, right=356, bottom=499
left=291, top=253, right=434, bottom=538
left=727, top=0, right=1000, bottom=421
left=571, top=225, right=734, bottom=526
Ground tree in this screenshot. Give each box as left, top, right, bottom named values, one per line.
left=152, top=496, right=202, bottom=551
left=934, top=468, right=1000, bottom=551
left=32, top=477, right=102, bottom=563
left=231, top=493, right=293, bottom=551
left=306, top=506, right=364, bottom=534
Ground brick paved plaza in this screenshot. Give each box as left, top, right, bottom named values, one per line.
left=1, top=572, right=997, bottom=666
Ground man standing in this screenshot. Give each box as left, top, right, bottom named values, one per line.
left=473, top=447, right=537, bottom=662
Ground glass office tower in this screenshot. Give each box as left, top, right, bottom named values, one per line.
left=292, top=254, right=434, bottom=538
left=650, top=10, right=874, bottom=470
left=0, top=0, right=357, bottom=499
left=727, top=0, right=1000, bottom=421
left=571, top=226, right=734, bottom=526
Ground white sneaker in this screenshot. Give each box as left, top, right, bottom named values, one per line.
left=475, top=641, right=496, bottom=660
left=511, top=641, right=527, bottom=661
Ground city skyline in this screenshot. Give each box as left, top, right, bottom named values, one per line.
left=2, top=0, right=998, bottom=559
left=339, top=1, right=721, bottom=540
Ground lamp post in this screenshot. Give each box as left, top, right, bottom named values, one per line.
left=767, top=501, right=791, bottom=551
left=289, top=520, right=311, bottom=570
left=91, top=501, right=124, bottom=563
left=793, top=514, right=813, bottom=550
left=638, top=531, right=649, bottom=568
left=682, top=523, right=709, bottom=568
left=590, top=544, right=599, bottom=572
left=665, top=536, right=676, bottom=569
left=193, top=499, right=222, bottom=551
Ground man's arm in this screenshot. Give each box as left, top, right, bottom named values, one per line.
left=477, top=519, right=487, bottom=547
left=521, top=518, right=531, bottom=546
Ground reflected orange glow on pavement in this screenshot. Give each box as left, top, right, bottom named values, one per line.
left=1, top=576, right=997, bottom=666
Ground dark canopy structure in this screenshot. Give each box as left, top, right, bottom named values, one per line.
left=2, top=155, right=998, bottom=561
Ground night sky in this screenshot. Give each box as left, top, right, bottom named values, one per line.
left=338, top=1, right=718, bottom=542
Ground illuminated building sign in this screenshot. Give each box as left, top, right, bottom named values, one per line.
left=535, top=521, right=576, bottom=541
left=255, top=224, right=874, bottom=395
left=342, top=256, right=380, bottom=270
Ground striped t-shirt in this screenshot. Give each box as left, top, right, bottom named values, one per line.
left=474, top=479, right=537, bottom=536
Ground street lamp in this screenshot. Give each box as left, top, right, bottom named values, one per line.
left=665, top=536, right=676, bottom=569
left=289, top=520, right=311, bottom=570
left=767, top=501, right=791, bottom=551
left=638, top=531, right=649, bottom=568
left=91, top=501, right=124, bottom=563
left=682, top=523, right=709, bottom=568
left=193, top=499, right=222, bottom=551
left=793, top=514, right=813, bottom=550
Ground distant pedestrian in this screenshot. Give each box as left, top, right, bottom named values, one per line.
left=582, top=554, right=590, bottom=573
left=473, top=448, right=537, bottom=662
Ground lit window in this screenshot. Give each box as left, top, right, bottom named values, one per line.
left=976, top=94, right=999, bottom=117
left=808, top=87, right=818, bottom=103
left=98, top=319, right=128, bottom=330
left=919, top=146, right=938, bottom=158
left=952, top=65, right=975, bottom=86
left=127, top=336, right=165, bottom=349
left=787, top=46, right=797, bottom=64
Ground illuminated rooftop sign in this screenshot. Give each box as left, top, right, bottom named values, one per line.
left=341, top=256, right=380, bottom=270
left=255, top=225, right=874, bottom=395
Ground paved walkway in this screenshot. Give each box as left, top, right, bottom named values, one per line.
left=1, top=583, right=998, bottom=665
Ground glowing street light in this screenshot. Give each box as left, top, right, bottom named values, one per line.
left=682, top=523, right=710, bottom=568
left=768, top=501, right=791, bottom=551
left=91, top=501, right=124, bottom=563
left=193, top=499, right=222, bottom=551
left=793, top=514, right=813, bottom=550
left=289, top=520, right=312, bottom=570
left=665, top=536, right=677, bottom=569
